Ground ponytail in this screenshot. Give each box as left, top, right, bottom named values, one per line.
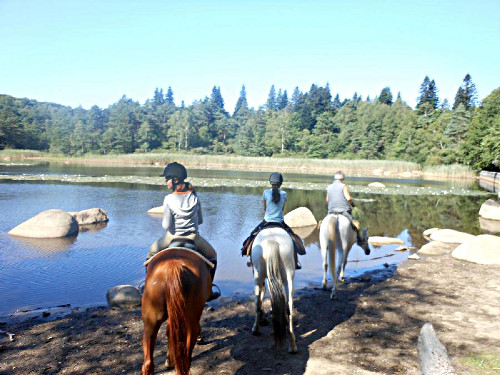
left=272, top=184, right=281, bottom=204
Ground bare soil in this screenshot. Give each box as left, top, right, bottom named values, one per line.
left=1, top=243, right=499, bottom=375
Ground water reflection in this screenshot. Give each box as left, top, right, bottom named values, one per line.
left=9, top=235, right=77, bottom=255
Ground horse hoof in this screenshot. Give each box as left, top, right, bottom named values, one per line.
left=322, top=283, right=327, bottom=290
left=330, top=292, right=336, bottom=300
left=288, top=345, right=298, bottom=354
left=251, top=327, right=261, bottom=336
left=165, top=358, right=174, bottom=369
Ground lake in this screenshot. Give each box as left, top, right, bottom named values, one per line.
left=0, top=162, right=494, bottom=317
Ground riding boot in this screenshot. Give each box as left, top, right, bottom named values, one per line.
left=207, top=260, right=221, bottom=302
left=294, top=250, right=301, bottom=270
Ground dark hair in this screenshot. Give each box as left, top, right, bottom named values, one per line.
left=271, top=183, right=281, bottom=204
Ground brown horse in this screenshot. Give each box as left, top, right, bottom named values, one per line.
left=141, top=248, right=212, bottom=375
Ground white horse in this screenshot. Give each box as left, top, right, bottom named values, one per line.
left=319, top=213, right=370, bottom=299
left=250, top=227, right=297, bottom=353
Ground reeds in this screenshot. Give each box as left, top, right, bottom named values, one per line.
left=422, top=164, right=476, bottom=179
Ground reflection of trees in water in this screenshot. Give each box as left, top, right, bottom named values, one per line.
left=287, top=190, right=484, bottom=248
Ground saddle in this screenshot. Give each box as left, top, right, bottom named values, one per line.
left=144, top=238, right=215, bottom=269
left=241, top=222, right=306, bottom=257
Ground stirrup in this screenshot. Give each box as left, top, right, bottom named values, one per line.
left=207, top=284, right=221, bottom=302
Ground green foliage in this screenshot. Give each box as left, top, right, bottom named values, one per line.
left=0, top=80, right=498, bottom=170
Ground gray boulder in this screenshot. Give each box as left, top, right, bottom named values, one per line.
left=68, top=208, right=109, bottom=225
left=418, top=322, right=456, bottom=375
left=368, top=236, right=404, bottom=246
left=479, top=199, right=500, bottom=221
left=284, top=207, right=317, bottom=228
left=418, top=241, right=457, bottom=255
left=8, top=209, right=79, bottom=238
left=452, top=234, right=500, bottom=265
left=106, top=285, right=142, bottom=309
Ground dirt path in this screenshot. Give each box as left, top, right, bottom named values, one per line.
left=1, top=243, right=499, bottom=374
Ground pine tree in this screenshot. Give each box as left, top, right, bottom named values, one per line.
left=233, top=85, right=249, bottom=116
left=165, top=87, right=175, bottom=105
left=266, top=85, right=276, bottom=110
left=416, top=76, right=439, bottom=114
left=377, top=87, right=393, bottom=105
left=453, top=74, right=477, bottom=110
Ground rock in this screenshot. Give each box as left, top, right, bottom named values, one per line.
left=291, top=224, right=316, bottom=239
left=423, top=228, right=440, bottom=238
left=368, top=236, right=404, bottom=246
left=399, top=172, right=413, bottom=178
left=479, top=199, right=500, bottom=221
left=68, top=208, right=109, bottom=225
left=418, top=322, right=456, bottom=375
left=8, top=209, right=79, bottom=238
left=394, top=246, right=408, bottom=252
left=284, top=207, right=317, bottom=228
left=106, top=285, right=142, bottom=309
left=408, top=254, right=420, bottom=260
left=479, top=217, right=500, bottom=234
left=147, top=206, right=164, bottom=215
left=368, top=182, right=385, bottom=188
left=452, top=235, right=500, bottom=265
left=418, top=241, right=456, bottom=255
left=429, top=229, right=475, bottom=244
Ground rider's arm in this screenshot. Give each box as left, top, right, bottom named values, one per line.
left=162, top=197, right=172, bottom=230
left=197, top=199, right=204, bottom=226
left=343, top=185, right=355, bottom=207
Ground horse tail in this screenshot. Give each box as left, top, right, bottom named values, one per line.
left=265, top=239, right=287, bottom=349
left=165, top=262, right=191, bottom=375
left=327, top=214, right=338, bottom=275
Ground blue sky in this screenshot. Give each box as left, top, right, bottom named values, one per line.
left=1, top=0, right=499, bottom=113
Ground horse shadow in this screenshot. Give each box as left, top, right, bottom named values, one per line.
left=193, top=265, right=398, bottom=374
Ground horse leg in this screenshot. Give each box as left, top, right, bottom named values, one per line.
left=321, top=246, right=328, bottom=290
left=285, top=275, right=297, bottom=353
left=252, top=278, right=264, bottom=335
left=142, top=319, right=162, bottom=375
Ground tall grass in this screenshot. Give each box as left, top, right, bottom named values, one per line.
left=0, top=149, right=48, bottom=158
left=83, top=152, right=421, bottom=175
left=422, top=164, right=476, bottom=179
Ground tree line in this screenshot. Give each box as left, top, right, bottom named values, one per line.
left=0, top=74, right=499, bottom=171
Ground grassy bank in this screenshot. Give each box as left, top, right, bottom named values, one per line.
left=0, top=149, right=477, bottom=179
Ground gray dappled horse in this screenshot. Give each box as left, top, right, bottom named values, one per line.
left=251, top=227, right=297, bottom=353
left=319, top=213, right=369, bottom=299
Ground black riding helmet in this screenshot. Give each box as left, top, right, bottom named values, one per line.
left=269, top=172, right=283, bottom=185
left=160, top=162, right=187, bottom=182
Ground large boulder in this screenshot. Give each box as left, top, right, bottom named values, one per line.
left=479, top=217, right=500, bottom=234
left=106, top=285, right=142, bottom=309
left=8, top=209, right=79, bottom=238
left=418, top=241, right=457, bottom=255
left=68, top=208, right=109, bottom=225
left=452, top=234, right=500, bottom=265
left=429, top=229, right=475, bottom=244
left=284, top=207, right=317, bottom=228
left=418, top=322, right=456, bottom=375
left=479, top=199, right=500, bottom=221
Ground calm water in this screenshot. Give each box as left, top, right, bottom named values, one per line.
left=0, top=163, right=493, bottom=317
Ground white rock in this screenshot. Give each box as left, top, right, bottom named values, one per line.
left=429, top=229, right=475, bottom=244
left=106, top=285, right=142, bottom=309
left=284, top=207, right=317, bottom=228
left=479, top=217, right=500, bottom=234
left=479, top=199, right=500, bottom=221
left=395, top=246, right=408, bottom=252
left=368, top=236, right=404, bottom=245
left=418, top=241, right=455, bottom=255
left=147, top=206, right=164, bottom=215
left=423, top=228, right=440, bottom=237
left=8, top=209, right=79, bottom=238
left=452, top=235, right=500, bottom=265
left=368, top=182, right=385, bottom=188
left=408, top=254, right=421, bottom=260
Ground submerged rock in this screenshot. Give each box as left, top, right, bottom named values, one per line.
left=368, top=236, right=404, bottom=246
left=368, top=182, right=385, bottom=188
left=147, top=206, right=163, bottom=215
left=8, top=209, right=79, bottom=238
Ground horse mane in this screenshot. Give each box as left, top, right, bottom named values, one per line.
left=165, top=262, right=191, bottom=375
